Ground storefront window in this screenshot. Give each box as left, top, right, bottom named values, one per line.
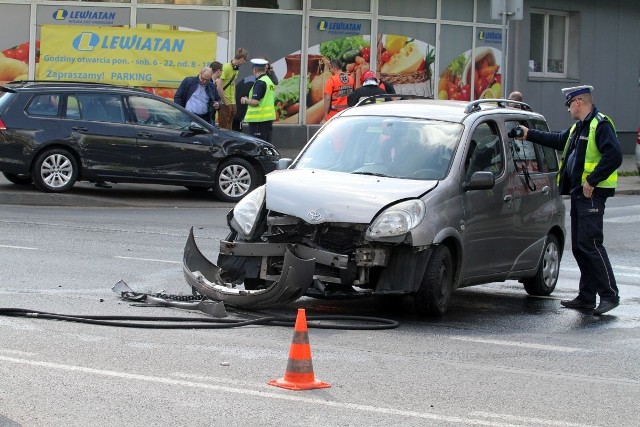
left=238, top=0, right=301, bottom=9
left=310, top=0, right=370, bottom=12
left=529, top=10, right=568, bottom=77
left=0, top=4, right=32, bottom=80
left=476, top=0, right=502, bottom=24
left=236, top=11, right=303, bottom=125
left=378, top=0, right=435, bottom=19
left=377, top=20, right=436, bottom=97
left=441, top=0, right=473, bottom=22
left=138, top=0, right=229, bottom=5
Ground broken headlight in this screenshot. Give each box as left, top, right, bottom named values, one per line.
left=230, top=185, right=265, bottom=237
left=366, top=199, right=426, bottom=238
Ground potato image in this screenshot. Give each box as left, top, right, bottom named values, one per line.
left=0, top=56, right=29, bottom=81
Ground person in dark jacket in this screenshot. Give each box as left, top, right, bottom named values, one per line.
left=174, top=66, right=221, bottom=125
left=347, top=71, right=387, bottom=107
left=233, top=57, right=277, bottom=132
left=516, top=85, right=623, bottom=315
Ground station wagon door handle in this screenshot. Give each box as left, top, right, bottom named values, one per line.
left=71, top=126, right=88, bottom=132
left=503, top=195, right=513, bottom=203
left=137, top=132, right=153, bottom=138
left=541, top=186, right=550, bottom=195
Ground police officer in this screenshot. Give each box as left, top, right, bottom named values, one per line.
left=516, top=85, right=623, bottom=315
left=240, top=58, right=276, bottom=142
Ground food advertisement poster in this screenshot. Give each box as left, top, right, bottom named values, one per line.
left=265, top=16, right=436, bottom=125
left=0, top=4, right=31, bottom=83
left=38, top=25, right=216, bottom=88
left=437, top=46, right=502, bottom=101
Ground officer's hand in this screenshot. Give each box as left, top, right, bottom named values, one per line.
left=517, top=125, right=528, bottom=140
left=583, top=181, right=595, bottom=198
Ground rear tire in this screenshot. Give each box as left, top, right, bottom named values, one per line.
left=213, top=157, right=258, bottom=203
left=32, top=148, right=78, bottom=193
left=414, top=245, right=453, bottom=316
left=2, top=172, right=33, bottom=185
left=523, top=234, right=560, bottom=296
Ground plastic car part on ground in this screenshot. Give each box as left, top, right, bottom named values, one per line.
left=183, top=228, right=316, bottom=308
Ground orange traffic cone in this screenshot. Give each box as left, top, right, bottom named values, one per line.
left=268, top=308, right=331, bottom=391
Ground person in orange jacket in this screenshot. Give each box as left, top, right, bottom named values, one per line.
left=323, top=58, right=354, bottom=121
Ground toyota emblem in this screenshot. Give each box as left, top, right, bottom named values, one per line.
left=307, top=210, right=322, bottom=222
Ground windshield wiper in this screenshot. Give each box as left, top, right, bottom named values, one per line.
left=351, top=171, right=389, bottom=177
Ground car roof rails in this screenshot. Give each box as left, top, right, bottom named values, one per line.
left=464, top=99, right=533, bottom=114
left=354, top=93, right=433, bottom=107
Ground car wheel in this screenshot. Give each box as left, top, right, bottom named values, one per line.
left=213, top=158, right=258, bottom=203
left=414, top=245, right=453, bottom=316
left=523, top=234, right=560, bottom=296
left=2, top=172, right=33, bottom=185
left=32, top=148, right=78, bottom=193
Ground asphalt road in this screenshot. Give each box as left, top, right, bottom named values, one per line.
left=1, top=199, right=639, bottom=427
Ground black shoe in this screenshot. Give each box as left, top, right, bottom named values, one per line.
left=593, top=300, right=619, bottom=315
left=560, top=297, right=596, bottom=309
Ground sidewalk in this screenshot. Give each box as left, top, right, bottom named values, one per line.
left=1, top=155, right=638, bottom=207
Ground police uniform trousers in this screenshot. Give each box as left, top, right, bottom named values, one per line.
left=248, top=121, right=272, bottom=142
left=570, top=193, right=619, bottom=304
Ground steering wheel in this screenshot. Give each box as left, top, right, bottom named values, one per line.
left=143, top=114, right=170, bottom=126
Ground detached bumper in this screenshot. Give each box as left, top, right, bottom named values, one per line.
left=182, top=228, right=315, bottom=308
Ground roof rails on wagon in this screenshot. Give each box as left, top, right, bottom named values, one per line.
left=464, top=99, right=532, bottom=113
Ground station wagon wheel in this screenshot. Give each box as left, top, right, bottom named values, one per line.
left=414, top=245, right=453, bottom=316
left=2, top=172, right=33, bottom=186
left=213, top=157, right=258, bottom=203
left=522, top=234, right=560, bottom=296
left=32, top=148, right=78, bottom=193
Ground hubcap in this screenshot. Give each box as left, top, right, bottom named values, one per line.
left=219, top=164, right=251, bottom=198
left=41, top=154, right=73, bottom=188
left=542, top=242, right=559, bottom=286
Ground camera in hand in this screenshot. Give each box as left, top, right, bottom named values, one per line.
left=508, top=127, right=524, bottom=138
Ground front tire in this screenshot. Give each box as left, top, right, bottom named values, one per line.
left=213, top=158, right=258, bottom=203
left=414, top=245, right=454, bottom=316
left=32, top=148, right=78, bottom=193
left=2, top=172, right=33, bottom=185
left=523, top=234, right=560, bottom=296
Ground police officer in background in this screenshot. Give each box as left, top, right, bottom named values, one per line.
left=240, top=58, right=276, bottom=142
left=516, top=85, right=623, bottom=315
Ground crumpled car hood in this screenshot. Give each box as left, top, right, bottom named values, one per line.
left=265, top=169, right=437, bottom=223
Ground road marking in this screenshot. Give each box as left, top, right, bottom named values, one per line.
left=470, top=411, right=599, bottom=427
left=0, top=354, right=572, bottom=427
left=0, top=349, right=37, bottom=357
left=0, top=244, right=38, bottom=250
left=450, top=337, right=582, bottom=353
left=114, top=256, right=181, bottom=264
left=562, top=266, right=640, bottom=279
left=605, top=215, right=640, bottom=223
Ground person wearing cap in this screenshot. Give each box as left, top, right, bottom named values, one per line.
left=515, top=85, right=623, bottom=315
left=233, top=57, right=278, bottom=132
left=240, top=58, right=276, bottom=142
left=215, top=47, right=249, bottom=130
left=347, top=70, right=387, bottom=107
left=174, top=66, right=221, bottom=125
left=323, top=58, right=355, bottom=121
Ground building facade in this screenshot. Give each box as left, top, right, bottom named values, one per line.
left=0, top=0, right=637, bottom=152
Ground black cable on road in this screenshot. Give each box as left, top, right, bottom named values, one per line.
left=0, top=308, right=400, bottom=330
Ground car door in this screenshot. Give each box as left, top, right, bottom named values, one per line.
left=127, top=95, right=217, bottom=182
left=506, top=118, right=561, bottom=270
left=62, top=93, right=138, bottom=178
left=460, top=120, right=516, bottom=278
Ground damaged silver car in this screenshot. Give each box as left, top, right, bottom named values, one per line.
left=184, top=98, right=566, bottom=316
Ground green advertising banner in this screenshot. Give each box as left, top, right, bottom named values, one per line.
left=39, top=25, right=216, bottom=88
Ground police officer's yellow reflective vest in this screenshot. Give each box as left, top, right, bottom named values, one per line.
left=559, top=112, right=617, bottom=188
left=244, top=75, right=276, bottom=123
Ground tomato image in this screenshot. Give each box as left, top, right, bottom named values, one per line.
left=380, top=50, right=391, bottom=64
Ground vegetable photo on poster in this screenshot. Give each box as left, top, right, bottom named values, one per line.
left=0, top=40, right=36, bottom=82
left=269, top=34, right=435, bottom=125
left=437, top=47, right=502, bottom=101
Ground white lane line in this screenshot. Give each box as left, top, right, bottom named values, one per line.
left=605, top=215, right=640, bottom=223
left=450, top=337, right=582, bottom=353
left=0, top=355, right=536, bottom=427
left=0, top=244, right=38, bottom=250
left=470, top=411, right=599, bottom=427
left=114, top=256, right=181, bottom=264
left=0, top=349, right=37, bottom=357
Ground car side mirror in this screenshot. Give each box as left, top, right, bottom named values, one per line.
left=277, top=158, right=293, bottom=170
left=463, top=171, right=495, bottom=191
left=188, top=122, right=208, bottom=133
